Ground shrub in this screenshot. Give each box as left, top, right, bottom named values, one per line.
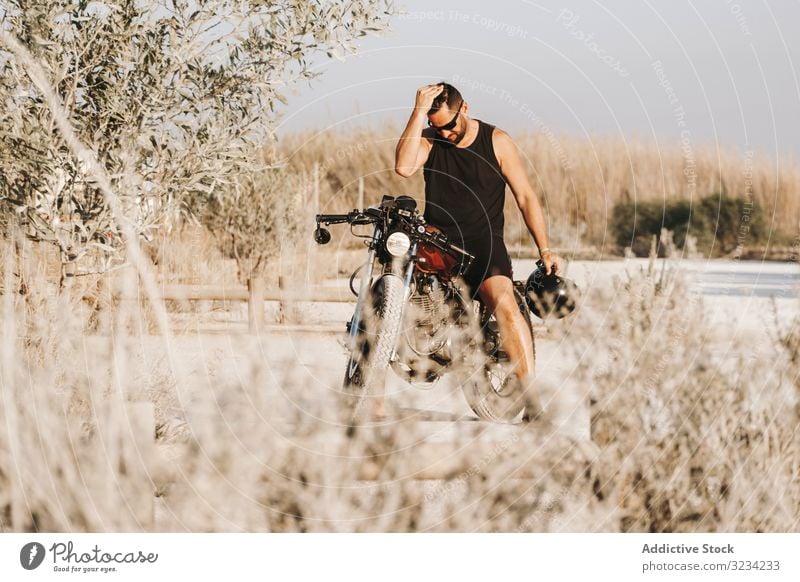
left=693, top=193, right=765, bottom=255
left=201, top=167, right=306, bottom=284
left=612, top=194, right=766, bottom=257
left=559, top=260, right=800, bottom=531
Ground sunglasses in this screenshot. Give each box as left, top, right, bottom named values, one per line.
left=428, top=100, right=464, bottom=131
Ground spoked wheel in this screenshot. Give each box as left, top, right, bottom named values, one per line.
left=342, top=274, right=405, bottom=417
left=456, top=286, right=538, bottom=423
left=342, top=320, right=368, bottom=391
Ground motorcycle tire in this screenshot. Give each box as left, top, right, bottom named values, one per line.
left=342, top=274, right=405, bottom=409
left=458, top=286, right=538, bottom=423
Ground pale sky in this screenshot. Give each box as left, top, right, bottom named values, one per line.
left=278, top=0, right=800, bottom=160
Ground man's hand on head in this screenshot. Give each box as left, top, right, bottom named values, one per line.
left=415, top=84, right=444, bottom=115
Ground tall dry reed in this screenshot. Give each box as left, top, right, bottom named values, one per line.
left=279, top=127, right=800, bottom=253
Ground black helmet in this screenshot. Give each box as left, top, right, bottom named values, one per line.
left=524, top=260, right=580, bottom=319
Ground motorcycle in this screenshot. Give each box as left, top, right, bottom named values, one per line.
left=314, top=195, right=537, bottom=422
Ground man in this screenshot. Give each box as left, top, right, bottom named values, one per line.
left=395, top=82, right=563, bottom=402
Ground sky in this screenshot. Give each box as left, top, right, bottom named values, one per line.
left=277, top=0, right=800, bottom=160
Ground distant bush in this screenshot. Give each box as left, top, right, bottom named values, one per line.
left=612, top=194, right=767, bottom=257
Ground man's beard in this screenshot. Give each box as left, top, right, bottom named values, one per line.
left=450, top=126, right=467, bottom=144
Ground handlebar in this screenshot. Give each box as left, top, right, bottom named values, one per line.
left=315, top=212, right=355, bottom=225
left=315, top=209, right=379, bottom=226
left=314, top=206, right=474, bottom=264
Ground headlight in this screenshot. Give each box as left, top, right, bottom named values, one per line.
left=385, top=231, right=411, bottom=257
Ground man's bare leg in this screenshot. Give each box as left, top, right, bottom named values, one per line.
left=478, top=275, right=541, bottom=420
left=478, top=275, right=535, bottom=378
left=368, top=275, right=535, bottom=422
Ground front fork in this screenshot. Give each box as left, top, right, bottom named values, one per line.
left=401, top=242, right=418, bottom=298
left=347, top=246, right=377, bottom=353
left=397, top=240, right=418, bottom=331
left=346, top=237, right=417, bottom=356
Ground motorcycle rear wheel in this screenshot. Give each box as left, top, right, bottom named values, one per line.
left=458, top=286, right=538, bottom=423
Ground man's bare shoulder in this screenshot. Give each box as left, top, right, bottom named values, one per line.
left=490, top=127, right=517, bottom=161
left=491, top=127, right=514, bottom=146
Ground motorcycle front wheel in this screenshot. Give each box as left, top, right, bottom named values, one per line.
left=342, top=274, right=405, bottom=413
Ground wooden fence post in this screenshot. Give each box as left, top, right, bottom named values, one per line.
left=247, top=276, right=264, bottom=334
left=357, top=176, right=364, bottom=210
left=312, top=162, right=320, bottom=216
left=277, top=275, right=285, bottom=324
left=307, top=163, right=321, bottom=287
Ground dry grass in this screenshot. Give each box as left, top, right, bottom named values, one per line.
left=1, top=232, right=798, bottom=532
left=559, top=259, right=800, bottom=531
left=144, top=224, right=240, bottom=286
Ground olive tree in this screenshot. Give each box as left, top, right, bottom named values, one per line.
left=203, top=164, right=305, bottom=284
left=0, top=0, right=392, bottom=285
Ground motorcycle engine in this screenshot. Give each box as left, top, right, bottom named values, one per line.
left=405, top=276, right=451, bottom=358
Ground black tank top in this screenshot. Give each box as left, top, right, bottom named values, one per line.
left=423, top=119, right=507, bottom=244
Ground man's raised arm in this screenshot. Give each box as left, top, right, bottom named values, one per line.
left=394, top=84, right=441, bottom=177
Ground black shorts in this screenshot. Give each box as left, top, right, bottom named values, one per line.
left=459, top=235, right=514, bottom=297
